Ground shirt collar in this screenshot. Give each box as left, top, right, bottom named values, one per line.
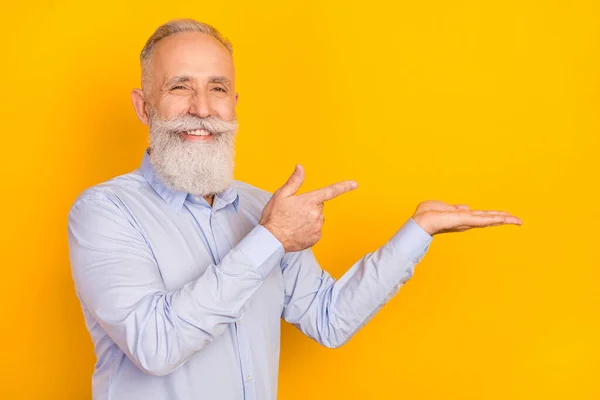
left=140, top=149, right=239, bottom=214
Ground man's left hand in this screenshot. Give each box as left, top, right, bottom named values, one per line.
left=411, top=200, right=522, bottom=236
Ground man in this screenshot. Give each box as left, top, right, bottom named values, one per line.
left=67, top=19, right=522, bottom=400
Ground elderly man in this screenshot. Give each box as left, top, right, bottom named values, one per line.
left=67, top=19, right=522, bottom=400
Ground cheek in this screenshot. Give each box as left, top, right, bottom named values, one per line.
left=213, top=97, right=236, bottom=120
left=158, top=97, right=190, bottom=118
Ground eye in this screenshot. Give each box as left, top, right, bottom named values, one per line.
left=171, top=85, right=188, bottom=91
left=212, top=86, right=227, bottom=92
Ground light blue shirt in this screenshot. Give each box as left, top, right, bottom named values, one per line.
left=67, top=150, right=433, bottom=400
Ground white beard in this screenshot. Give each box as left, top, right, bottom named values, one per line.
left=148, top=113, right=239, bottom=196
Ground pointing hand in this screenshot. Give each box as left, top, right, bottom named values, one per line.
left=259, top=165, right=358, bottom=252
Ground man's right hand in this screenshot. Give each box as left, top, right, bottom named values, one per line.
left=259, top=165, right=358, bottom=252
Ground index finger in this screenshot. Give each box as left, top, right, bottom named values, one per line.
left=302, top=180, right=358, bottom=203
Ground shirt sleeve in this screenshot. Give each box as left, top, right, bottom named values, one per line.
left=280, top=217, right=432, bottom=348
left=67, top=196, right=284, bottom=376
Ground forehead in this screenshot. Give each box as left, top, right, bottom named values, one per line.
left=151, top=31, right=235, bottom=83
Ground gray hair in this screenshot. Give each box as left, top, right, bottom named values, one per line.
left=140, top=19, right=233, bottom=93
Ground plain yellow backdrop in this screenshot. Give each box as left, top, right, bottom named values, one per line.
left=1, top=0, right=599, bottom=399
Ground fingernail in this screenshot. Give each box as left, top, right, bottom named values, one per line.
left=351, top=182, right=358, bottom=189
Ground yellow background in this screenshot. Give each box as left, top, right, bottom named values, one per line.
left=1, top=1, right=599, bottom=399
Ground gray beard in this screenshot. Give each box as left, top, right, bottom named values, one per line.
left=147, top=113, right=238, bottom=196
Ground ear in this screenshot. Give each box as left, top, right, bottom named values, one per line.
left=131, top=89, right=150, bottom=125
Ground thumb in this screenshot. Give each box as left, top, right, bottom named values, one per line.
left=277, top=164, right=305, bottom=198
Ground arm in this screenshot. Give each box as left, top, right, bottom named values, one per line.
left=266, top=167, right=520, bottom=348
left=67, top=197, right=284, bottom=376
left=281, top=218, right=432, bottom=348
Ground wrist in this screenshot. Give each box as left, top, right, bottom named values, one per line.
left=260, top=222, right=287, bottom=250
left=411, top=214, right=435, bottom=236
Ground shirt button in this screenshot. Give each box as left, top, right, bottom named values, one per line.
left=247, top=374, right=252, bottom=381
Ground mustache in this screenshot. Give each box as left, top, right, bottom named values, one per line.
left=153, top=114, right=239, bottom=134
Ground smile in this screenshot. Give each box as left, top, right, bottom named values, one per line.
left=180, top=129, right=216, bottom=142
left=184, top=129, right=213, bottom=136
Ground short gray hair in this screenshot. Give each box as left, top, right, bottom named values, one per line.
left=140, top=19, right=233, bottom=93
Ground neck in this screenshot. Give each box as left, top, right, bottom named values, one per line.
left=204, top=194, right=215, bottom=207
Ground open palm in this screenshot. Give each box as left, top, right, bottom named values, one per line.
left=412, top=200, right=522, bottom=236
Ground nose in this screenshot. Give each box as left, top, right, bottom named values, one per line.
left=188, top=90, right=214, bottom=118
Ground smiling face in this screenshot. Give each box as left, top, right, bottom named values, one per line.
left=132, top=30, right=240, bottom=196
left=148, top=30, right=238, bottom=136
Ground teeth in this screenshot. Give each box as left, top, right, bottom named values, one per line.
left=186, top=129, right=212, bottom=136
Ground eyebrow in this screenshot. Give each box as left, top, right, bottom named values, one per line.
left=164, top=75, right=232, bottom=88
left=207, top=76, right=232, bottom=86
left=164, top=75, right=192, bottom=87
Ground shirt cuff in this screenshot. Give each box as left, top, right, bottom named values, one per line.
left=236, top=224, right=285, bottom=278
left=388, top=217, right=433, bottom=264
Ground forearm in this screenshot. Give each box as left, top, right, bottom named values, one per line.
left=282, top=218, right=432, bottom=348
left=112, top=226, right=283, bottom=375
